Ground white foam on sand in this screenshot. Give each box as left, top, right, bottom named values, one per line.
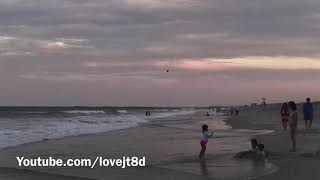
left=116, top=110, right=128, bottom=114
left=63, top=110, right=106, bottom=114
left=146, top=110, right=196, bottom=119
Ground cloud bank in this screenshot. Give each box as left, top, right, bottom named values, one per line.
left=1, top=0, right=320, bottom=106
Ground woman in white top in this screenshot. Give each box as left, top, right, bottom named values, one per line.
left=289, top=101, right=298, bottom=152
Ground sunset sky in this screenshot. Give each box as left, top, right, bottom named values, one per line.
left=1, top=0, right=320, bottom=106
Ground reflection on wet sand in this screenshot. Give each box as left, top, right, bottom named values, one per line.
left=199, top=160, right=208, bottom=176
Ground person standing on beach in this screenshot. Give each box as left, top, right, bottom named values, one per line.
left=303, top=98, right=313, bottom=129
left=289, top=101, right=298, bottom=152
left=235, top=109, right=239, bottom=116
left=280, top=103, right=289, bottom=131
left=199, top=125, right=213, bottom=160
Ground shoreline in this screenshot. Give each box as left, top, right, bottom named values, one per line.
left=0, top=110, right=274, bottom=180
left=0, top=111, right=199, bottom=152
left=0, top=110, right=223, bottom=180
left=226, top=104, right=320, bottom=180
left=0, top=105, right=319, bottom=180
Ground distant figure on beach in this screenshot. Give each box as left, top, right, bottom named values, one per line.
left=206, top=112, right=210, bottom=117
left=235, top=109, right=239, bottom=116
left=280, top=103, right=289, bottom=131
left=303, top=98, right=313, bottom=129
left=261, top=98, right=267, bottom=106
left=199, top=125, right=213, bottom=160
left=145, top=111, right=151, bottom=116
left=289, top=101, right=298, bottom=152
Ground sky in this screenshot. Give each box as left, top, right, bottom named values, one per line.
left=1, top=0, right=320, bottom=106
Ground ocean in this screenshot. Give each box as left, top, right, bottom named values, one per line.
left=0, top=106, right=196, bottom=149
left=0, top=107, right=279, bottom=179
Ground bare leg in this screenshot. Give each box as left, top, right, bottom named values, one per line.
left=282, top=121, right=287, bottom=131
left=309, top=119, right=313, bottom=129
left=290, top=127, right=296, bottom=151
left=284, top=121, right=288, bottom=131
left=199, top=144, right=206, bottom=160
left=305, top=120, right=308, bottom=130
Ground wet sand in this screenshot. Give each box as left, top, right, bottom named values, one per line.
left=228, top=103, right=320, bottom=180
left=0, top=113, right=227, bottom=179
left=0, top=111, right=273, bottom=180
left=0, top=103, right=319, bottom=180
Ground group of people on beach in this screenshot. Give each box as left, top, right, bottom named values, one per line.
left=280, top=98, right=314, bottom=152
left=233, top=139, right=267, bottom=159
left=199, top=123, right=267, bottom=160
left=145, top=111, right=151, bottom=116
left=199, top=98, right=314, bottom=160
left=198, top=124, right=267, bottom=160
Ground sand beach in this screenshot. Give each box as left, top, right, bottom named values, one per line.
left=0, top=104, right=319, bottom=180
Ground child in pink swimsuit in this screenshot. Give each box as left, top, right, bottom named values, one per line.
left=199, top=124, right=213, bottom=160
left=280, top=103, right=289, bottom=131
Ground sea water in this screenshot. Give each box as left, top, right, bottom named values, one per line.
left=0, top=107, right=196, bottom=149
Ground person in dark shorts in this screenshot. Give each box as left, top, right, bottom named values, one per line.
left=303, top=98, right=314, bottom=129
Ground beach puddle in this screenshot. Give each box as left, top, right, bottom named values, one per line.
left=160, top=156, right=278, bottom=180
left=157, top=115, right=278, bottom=179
